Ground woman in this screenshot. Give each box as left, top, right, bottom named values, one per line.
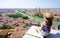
left=35, top=13, right=54, bottom=38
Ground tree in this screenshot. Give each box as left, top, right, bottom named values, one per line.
left=35, top=13, right=43, bottom=18
left=7, top=13, right=29, bottom=19
left=8, top=13, right=23, bottom=18
left=58, top=24, right=60, bottom=29
left=38, top=14, right=43, bottom=18
left=0, top=25, right=7, bottom=29
left=22, top=16, right=29, bottom=19
left=56, top=18, right=60, bottom=21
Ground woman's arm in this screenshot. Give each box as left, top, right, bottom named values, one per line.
left=35, top=25, right=43, bottom=32
left=40, top=25, right=43, bottom=31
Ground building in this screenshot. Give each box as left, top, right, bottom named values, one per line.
left=0, top=29, right=9, bottom=38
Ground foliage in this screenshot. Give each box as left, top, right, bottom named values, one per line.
left=22, top=11, right=26, bottom=13
left=58, top=24, right=60, bottom=26
left=7, top=13, right=29, bottom=19
left=56, top=18, right=60, bottom=21
left=58, top=24, right=60, bottom=29
left=0, top=35, right=4, bottom=38
left=0, top=25, right=13, bottom=30
left=9, top=29, right=14, bottom=32
left=22, top=16, right=29, bottom=19
left=0, top=25, right=7, bottom=29
left=8, top=13, right=23, bottom=18
left=35, top=13, right=43, bottom=18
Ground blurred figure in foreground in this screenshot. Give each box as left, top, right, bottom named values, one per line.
left=35, top=13, right=54, bottom=38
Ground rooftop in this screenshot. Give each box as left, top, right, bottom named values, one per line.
left=0, top=29, right=9, bottom=36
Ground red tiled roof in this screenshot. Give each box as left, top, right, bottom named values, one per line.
left=0, top=29, right=9, bottom=36
left=24, top=20, right=31, bottom=24
left=31, top=20, right=39, bottom=25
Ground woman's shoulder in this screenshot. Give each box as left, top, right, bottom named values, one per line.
left=41, top=21, right=46, bottom=26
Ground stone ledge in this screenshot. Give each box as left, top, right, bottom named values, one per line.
left=23, top=26, right=60, bottom=38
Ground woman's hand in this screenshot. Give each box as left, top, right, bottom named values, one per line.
left=35, top=25, right=43, bottom=33
left=35, top=27, right=41, bottom=33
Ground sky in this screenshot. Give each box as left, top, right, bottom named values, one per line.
left=0, top=0, right=60, bottom=8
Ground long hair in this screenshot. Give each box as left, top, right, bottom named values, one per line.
left=48, top=21, right=52, bottom=25
left=45, top=21, right=52, bottom=29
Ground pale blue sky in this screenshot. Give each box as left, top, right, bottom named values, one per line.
left=0, top=0, right=60, bottom=8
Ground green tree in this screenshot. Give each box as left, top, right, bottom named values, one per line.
left=35, top=13, right=43, bottom=18
left=8, top=13, right=23, bottom=18
left=56, top=18, right=60, bottom=21
left=0, top=25, right=7, bottom=29
left=38, top=14, right=43, bottom=18
left=8, top=13, right=29, bottom=19
left=22, top=16, right=29, bottom=19
left=58, top=24, right=60, bottom=29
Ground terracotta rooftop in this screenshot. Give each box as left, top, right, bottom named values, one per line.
left=0, top=29, right=9, bottom=36
left=24, top=20, right=31, bottom=25
left=10, top=26, right=28, bottom=38
left=31, top=20, right=39, bottom=25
